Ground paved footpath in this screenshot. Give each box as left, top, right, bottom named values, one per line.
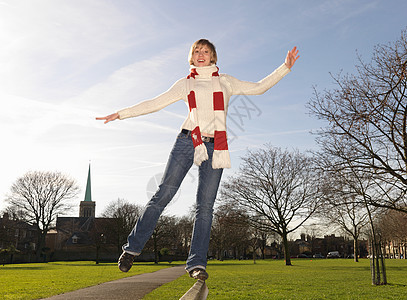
left=42, top=265, right=187, bottom=300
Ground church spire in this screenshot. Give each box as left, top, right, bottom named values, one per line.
left=84, top=163, right=92, bottom=202
left=79, top=163, right=95, bottom=218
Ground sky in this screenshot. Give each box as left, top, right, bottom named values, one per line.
left=1, top=0, right=407, bottom=219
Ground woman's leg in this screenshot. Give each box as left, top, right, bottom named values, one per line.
left=122, top=132, right=194, bottom=254
left=186, top=142, right=223, bottom=272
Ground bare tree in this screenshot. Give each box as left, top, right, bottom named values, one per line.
left=146, top=215, right=177, bottom=264
left=320, top=154, right=387, bottom=285
left=220, top=146, right=321, bottom=266
left=316, top=160, right=370, bottom=262
left=101, top=198, right=142, bottom=252
left=377, top=209, right=407, bottom=259
left=211, top=203, right=250, bottom=261
left=6, top=171, right=79, bottom=261
left=143, top=215, right=194, bottom=262
left=174, top=215, right=193, bottom=257
left=308, top=28, right=407, bottom=213
left=2, top=206, right=26, bottom=221
left=307, top=29, right=407, bottom=285
left=247, top=226, right=269, bottom=264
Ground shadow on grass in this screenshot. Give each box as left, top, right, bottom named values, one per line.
left=387, top=266, right=407, bottom=271
left=0, top=266, right=50, bottom=270
left=206, top=259, right=376, bottom=273
left=0, top=261, right=185, bottom=270
left=387, top=283, right=407, bottom=287
left=319, top=265, right=371, bottom=271
left=133, top=262, right=186, bottom=267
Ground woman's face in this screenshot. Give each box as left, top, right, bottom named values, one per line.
left=191, top=45, right=212, bottom=67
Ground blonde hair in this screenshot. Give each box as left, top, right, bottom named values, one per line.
left=188, top=39, right=218, bottom=66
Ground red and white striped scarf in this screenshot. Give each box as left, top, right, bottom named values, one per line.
left=186, top=66, right=231, bottom=169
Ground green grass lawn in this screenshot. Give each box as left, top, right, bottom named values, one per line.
left=0, top=261, right=173, bottom=300
left=1, top=259, right=406, bottom=299
left=145, top=259, right=407, bottom=300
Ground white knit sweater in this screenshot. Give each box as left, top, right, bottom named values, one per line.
left=117, top=63, right=291, bottom=135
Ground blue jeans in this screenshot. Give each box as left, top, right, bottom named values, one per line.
left=122, top=131, right=223, bottom=271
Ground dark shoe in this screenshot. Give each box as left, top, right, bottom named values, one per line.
left=118, top=251, right=135, bottom=272
left=189, top=268, right=209, bottom=280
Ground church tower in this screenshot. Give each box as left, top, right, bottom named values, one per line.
left=79, top=164, right=96, bottom=218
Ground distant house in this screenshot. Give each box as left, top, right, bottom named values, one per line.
left=383, top=240, right=406, bottom=259
left=256, top=241, right=282, bottom=259
left=296, top=233, right=312, bottom=254
left=0, top=212, right=37, bottom=262
left=292, top=233, right=368, bottom=258
left=48, top=215, right=118, bottom=261
left=46, top=165, right=119, bottom=262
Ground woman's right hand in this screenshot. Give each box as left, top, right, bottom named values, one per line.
left=285, top=46, right=299, bottom=69
left=96, top=113, right=119, bottom=124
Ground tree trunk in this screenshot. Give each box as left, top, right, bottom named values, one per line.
left=369, top=240, right=375, bottom=284
left=35, top=231, right=46, bottom=262
left=374, top=244, right=381, bottom=285
left=260, top=239, right=266, bottom=259
left=379, top=244, right=387, bottom=284
left=251, top=239, right=257, bottom=264
left=117, top=223, right=122, bottom=253
left=370, top=239, right=387, bottom=285
left=282, top=233, right=291, bottom=266
left=96, top=245, right=100, bottom=264
left=353, top=238, right=359, bottom=262
left=153, top=234, right=158, bottom=264
left=366, top=202, right=386, bottom=285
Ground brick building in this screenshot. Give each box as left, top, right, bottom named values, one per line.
left=46, top=165, right=119, bottom=262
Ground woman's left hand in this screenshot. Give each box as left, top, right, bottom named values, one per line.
left=96, top=112, right=119, bottom=124
left=285, top=46, right=299, bottom=69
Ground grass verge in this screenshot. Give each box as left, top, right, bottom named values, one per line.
left=144, top=259, right=407, bottom=299
left=0, top=261, right=173, bottom=300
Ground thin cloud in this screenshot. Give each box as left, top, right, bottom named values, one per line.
left=71, top=45, right=187, bottom=110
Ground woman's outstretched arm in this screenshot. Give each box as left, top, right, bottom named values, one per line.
left=226, top=47, right=299, bottom=95
left=96, top=78, right=185, bottom=124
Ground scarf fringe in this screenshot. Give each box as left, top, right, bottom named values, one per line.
left=212, top=150, right=231, bottom=169
left=193, top=143, right=209, bottom=166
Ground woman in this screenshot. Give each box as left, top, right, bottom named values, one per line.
left=97, top=39, right=299, bottom=280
